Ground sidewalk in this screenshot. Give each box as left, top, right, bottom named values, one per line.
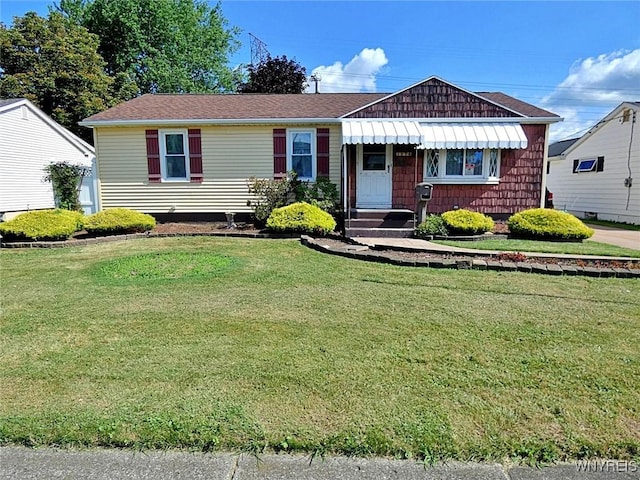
left=1, top=447, right=638, bottom=480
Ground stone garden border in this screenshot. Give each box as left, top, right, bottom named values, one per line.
left=300, top=235, right=640, bottom=279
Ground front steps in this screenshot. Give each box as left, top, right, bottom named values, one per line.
left=344, top=209, right=416, bottom=238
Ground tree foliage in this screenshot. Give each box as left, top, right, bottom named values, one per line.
left=57, top=0, right=241, bottom=94
left=0, top=12, right=126, bottom=142
left=240, top=55, right=308, bottom=94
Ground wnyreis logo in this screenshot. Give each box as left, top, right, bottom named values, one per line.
left=576, top=460, right=638, bottom=474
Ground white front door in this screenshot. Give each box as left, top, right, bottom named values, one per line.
left=356, top=144, right=392, bottom=208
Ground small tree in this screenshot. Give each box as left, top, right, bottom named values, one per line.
left=239, top=55, right=307, bottom=94
left=43, top=162, right=91, bottom=211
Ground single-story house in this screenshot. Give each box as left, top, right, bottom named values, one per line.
left=0, top=98, right=99, bottom=220
left=80, top=76, right=561, bottom=236
left=547, top=102, right=639, bottom=225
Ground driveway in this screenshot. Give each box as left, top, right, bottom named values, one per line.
left=587, top=225, right=640, bottom=250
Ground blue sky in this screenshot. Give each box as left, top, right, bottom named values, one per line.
left=2, top=0, right=639, bottom=141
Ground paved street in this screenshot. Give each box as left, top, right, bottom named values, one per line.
left=1, top=448, right=639, bottom=480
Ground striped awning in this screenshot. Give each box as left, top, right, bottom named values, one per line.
left=341, top=120, right=423, bottom=145
left=419, top=123, right=528, bottom=149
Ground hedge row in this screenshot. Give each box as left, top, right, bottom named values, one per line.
left=0, top=208, right=156, bottom=242
left=415, top=208, right=594, bottom=241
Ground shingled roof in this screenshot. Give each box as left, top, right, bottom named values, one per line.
left=477, top=92, right=558, bottom=118
left=82, top=82, right=558, bottom=125
left=83, top=93, right=388, bottom=123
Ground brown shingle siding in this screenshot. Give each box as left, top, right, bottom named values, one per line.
left=346, top=78, right=522, bottom=119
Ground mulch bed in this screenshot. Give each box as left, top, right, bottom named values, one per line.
left=150, top=222, right=261, bottom=236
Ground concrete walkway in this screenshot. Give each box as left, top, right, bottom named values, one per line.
left=1, top=447, right=638, bottom=479
left=356, top=224, right=639, bottom=259
left=588, top=225, right=640, bottom=250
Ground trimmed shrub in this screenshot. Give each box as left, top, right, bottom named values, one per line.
left=0, top=209, right=83, bottom=241
left=508, top=208, right=594, bottom=241
left=441, top=209, right=494, bottom=235
left=266, top=202, right=336, bottom=235
left=415, top=214, right=448, bottom=238
left=84, top=208, right=156, bottom=235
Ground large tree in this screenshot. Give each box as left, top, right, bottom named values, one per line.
left=57, top=0, right=241, bottom=94
left=0, top=12, right=128, bottom=142
left=239, top=55, right=308, bottom=94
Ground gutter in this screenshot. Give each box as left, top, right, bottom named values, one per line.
left=81, top=116, right=562, bottom=128
left=79, top=118, right=342, bottom=128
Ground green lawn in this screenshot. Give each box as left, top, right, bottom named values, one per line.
left=432, top=238, right=640, bottom=257
left=1, top=237, right=639, bottom=463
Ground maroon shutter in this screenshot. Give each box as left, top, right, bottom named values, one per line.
left=273, top=128, right=287, bottom=179
left=188, top=128, right=203, bottom=183
left=317, top=128, right=330, bottom=178
left=145, top=129, right=161, bottom=183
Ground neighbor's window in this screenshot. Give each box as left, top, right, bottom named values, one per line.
left=425, top=148, right=500, bottom=181
left=573, top=156, right=604, bottom=173
left=161, top=130, right=189, bottom=181
left=288, top=130, right=315, bottom=180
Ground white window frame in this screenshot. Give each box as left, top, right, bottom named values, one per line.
left=287, top=129, right=316, bottom=181
left=160, top=129, right=190, bottom=182
left=575, top=158, right=597, bottom=173
left=423, top=148, right=501, bottom=185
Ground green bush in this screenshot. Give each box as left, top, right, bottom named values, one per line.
left=247, top=174, right=295, bottom=228
left=266, top=202, right=336, bottom=235
left=84, top=208, right=156, bottom=235
left=0, top=209, right=83, bottom=241
left=293, top=176, right=340, bottom=215
left=415, top=215, right=448, bottom=238
left=441, top=209, right=494, bottom=235
left=508, top=208, right=594, bottom=241
left=43, top=161, right=90, bottom=211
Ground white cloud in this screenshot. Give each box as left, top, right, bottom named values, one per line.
left=307, top=48, right=388, bottom=93
left=542, top=49, right=640, bottom=142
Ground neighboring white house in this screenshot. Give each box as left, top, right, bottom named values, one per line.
left=0, top=98, right=99, bottom=220
left=547, top=102, right=640, bottom=225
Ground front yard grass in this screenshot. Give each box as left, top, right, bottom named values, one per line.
left=432, top=238, right=640, bottom=257
left=1, top=237, right=639, bottom=463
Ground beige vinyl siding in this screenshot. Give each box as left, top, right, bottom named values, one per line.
left=547, top=105, right=639, bottom=224
left=95, top=124, right=343, bottom=214
left=0, top=104, right=91, bottom=214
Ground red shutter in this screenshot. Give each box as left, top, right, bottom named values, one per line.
left=273, top=128, right=287, bottom=179
left=317, top=128, right=330, bottom=177
left=188, top=128, right=203, bottom=183
left=145, top=129, right=161, bottom=183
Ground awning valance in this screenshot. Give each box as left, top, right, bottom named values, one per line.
left=419, top=123, right=528, bottom=149
left=341, top=120, right=423, bottom=145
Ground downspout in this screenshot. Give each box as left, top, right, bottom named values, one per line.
left=92, top=128, right=102, bottom=212
left=414, top=146, right=419, bottom=227
left=540, top=124, right=550, bottom=208
left=342, top=145, right=349, bottom=232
